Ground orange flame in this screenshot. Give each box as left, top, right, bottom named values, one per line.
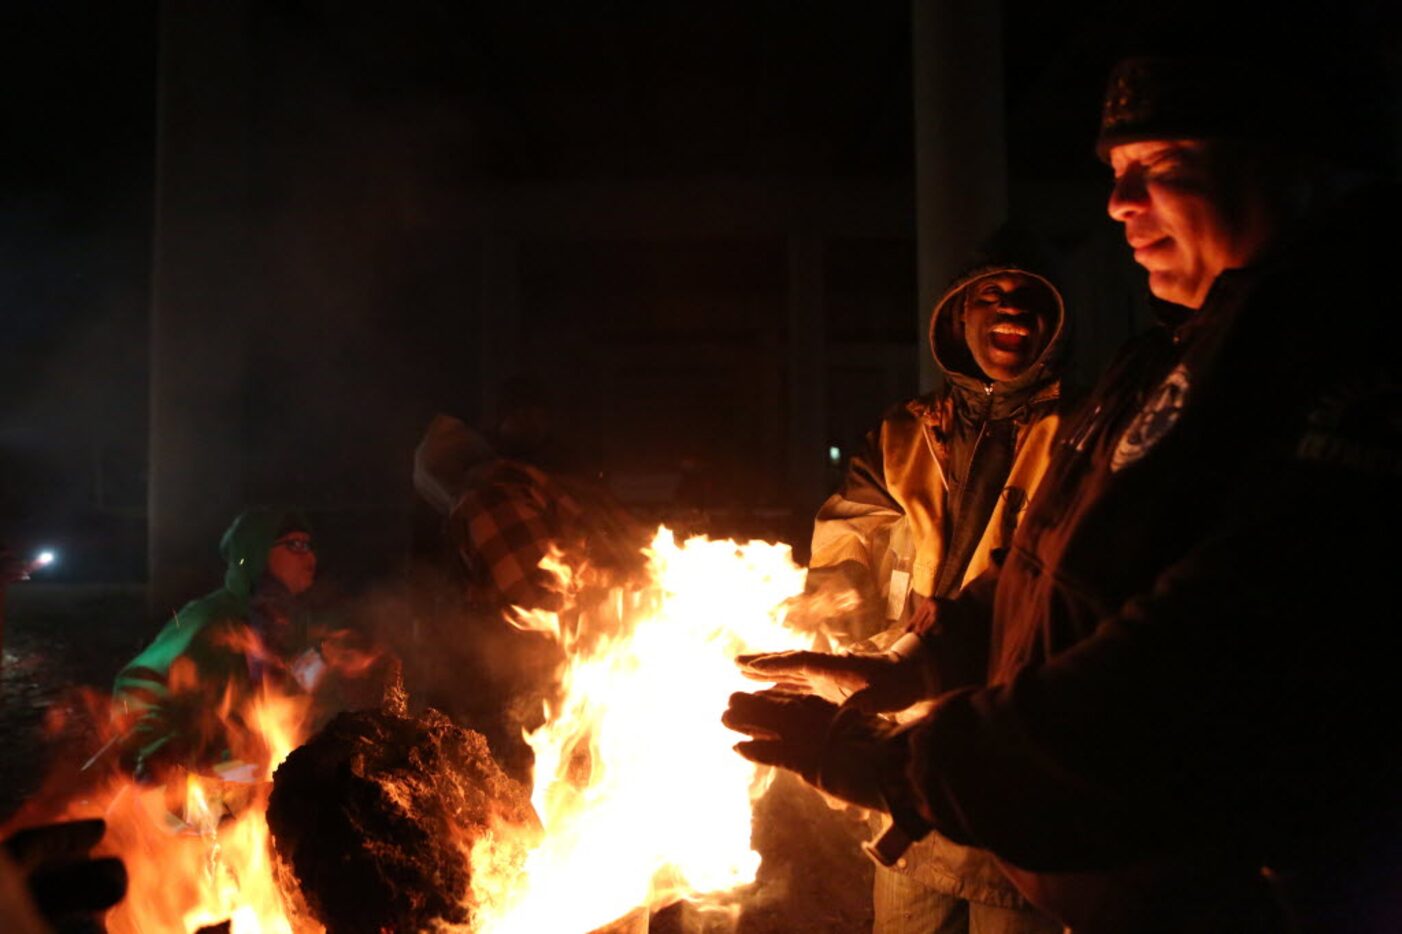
left=15, top=526, right=821, bottom=933
left=17, top=682, right=318, bottom=934
left=97, top=684, right=313, bottom=934
left=467, top=527, right=815, bottom=933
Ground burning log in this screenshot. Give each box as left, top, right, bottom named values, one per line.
left=266, top=699, right=534, bottom=934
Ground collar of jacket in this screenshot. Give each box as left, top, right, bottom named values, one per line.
left=906, top=379, right=1061, bottom=465
left=941, top=369, right=1063, bottom=423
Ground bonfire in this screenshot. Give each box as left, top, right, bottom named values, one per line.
left=16, top=528, right=838, bottom=933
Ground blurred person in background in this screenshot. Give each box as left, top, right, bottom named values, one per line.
left=411, top=404, right=645, bottom=779
left=110, top=508, right=333, bottom=782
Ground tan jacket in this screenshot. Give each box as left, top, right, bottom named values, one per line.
left=809, top=255, right=1071, bottom=909
left=812, top=396, right=1062, bottom=637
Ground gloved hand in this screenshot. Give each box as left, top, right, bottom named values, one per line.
left=2, top=819, right=127, bottom=932
left=722, top=688, right=900, bottom=811
left=737, top=633, right=936, bottom=713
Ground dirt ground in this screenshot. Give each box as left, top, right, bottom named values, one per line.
left=0, top=584, right=150, bottom=821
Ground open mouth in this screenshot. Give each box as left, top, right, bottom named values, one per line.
left=989, top=323, right=1031, bottom=355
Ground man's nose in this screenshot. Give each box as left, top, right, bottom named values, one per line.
left=1107, top=170, right=1146, bottom=222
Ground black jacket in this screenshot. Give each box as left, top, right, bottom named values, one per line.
left=893, top=184, right=1402, bottom=931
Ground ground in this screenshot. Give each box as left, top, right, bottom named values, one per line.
left=0, top=584, right=149, bottom=821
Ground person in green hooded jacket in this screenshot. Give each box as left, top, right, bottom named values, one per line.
left=111, top=508, right=321, bottom=780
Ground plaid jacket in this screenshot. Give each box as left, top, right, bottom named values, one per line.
left=448, top=460, right=584, bottom=611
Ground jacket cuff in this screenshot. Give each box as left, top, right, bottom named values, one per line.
left=876, top=728, right=934, bottom=841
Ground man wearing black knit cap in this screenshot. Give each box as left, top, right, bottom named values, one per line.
left=725, top=14, right=1401, bottom=932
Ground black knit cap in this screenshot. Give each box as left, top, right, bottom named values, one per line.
left=1095, top=56, right=1276, bottom=161
left=1094, top=6, right=1395, bottom=171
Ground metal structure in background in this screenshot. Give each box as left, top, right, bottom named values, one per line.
left=912, top=0, right=1008, bottom=394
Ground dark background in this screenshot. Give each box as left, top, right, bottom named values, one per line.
left=2, top=0, right=1398, bottom=601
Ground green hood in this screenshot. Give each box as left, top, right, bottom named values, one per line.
left=112, top=507, right=310, bottom=771
left=218, top=507, right=309, bottom=599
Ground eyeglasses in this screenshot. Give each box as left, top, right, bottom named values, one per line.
left=273, top=538, right=314, bottom=554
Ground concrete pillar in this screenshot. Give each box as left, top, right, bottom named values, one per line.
left=911, top=0, right=1007, bottom=392
left=786, top=233, right=827, bottom=520
left=478, top=234, right=521, bottom=423
left=148, top=0, right=258, bottom=615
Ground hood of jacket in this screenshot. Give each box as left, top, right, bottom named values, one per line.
left=928, top=252, right=1069, bottom=421
left=218, top=507, right=310, bottom=600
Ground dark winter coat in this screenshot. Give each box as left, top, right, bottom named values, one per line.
left=891, top=184, right=1402, bottom=931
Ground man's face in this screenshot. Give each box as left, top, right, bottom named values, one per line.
left=265, top=531, right=316, bottom=595
left=1107, top=139, right=1272, bottom=309
left=962, top=272, right=1056, bottom=383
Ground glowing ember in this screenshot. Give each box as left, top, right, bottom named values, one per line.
left=468, top=528, right=813, bottom=934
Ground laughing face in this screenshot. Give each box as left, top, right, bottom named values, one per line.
left=962, top=272, right=1056, bottom=383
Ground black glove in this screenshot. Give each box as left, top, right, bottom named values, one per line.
left=2, top=819, right=127, bottom=933
left=722, top=688, right=908, bottom=812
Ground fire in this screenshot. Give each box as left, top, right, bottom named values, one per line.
left=16, top=526, right=820, bottom=932
left=56, top=686, right=315, bottom=934
left=468, top=528, right=814, bottom=933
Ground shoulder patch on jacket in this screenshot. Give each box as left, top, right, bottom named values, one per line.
left=1296, top=371, right=1402, bottom=477
left=1111, top=365, right=1191, bottom=472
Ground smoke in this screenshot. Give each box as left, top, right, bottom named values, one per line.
left=329, top=566, right=563, bottom=784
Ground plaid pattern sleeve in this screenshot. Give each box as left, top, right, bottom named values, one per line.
left=451, top=461, right=583, bottom=611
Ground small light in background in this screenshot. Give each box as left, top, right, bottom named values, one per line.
left=827, top=445, right=842, bottom=467
left=18, top=548, right=57, bottom=581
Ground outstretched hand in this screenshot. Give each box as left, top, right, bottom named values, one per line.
left=736, top=647, right=932, bottom=713
left=736, top=650, right=883, bottom=703
left=722, top=688, right=837, bottom=779
left=722, top=688, right=894, bottom=811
